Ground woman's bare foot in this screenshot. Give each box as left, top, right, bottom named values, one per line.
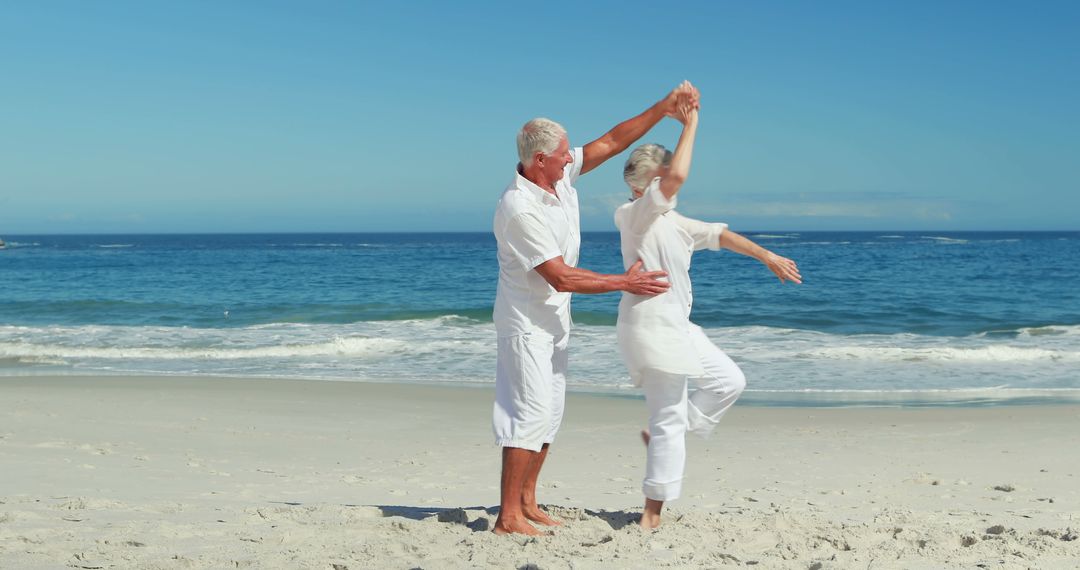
left=523, top=506, right=562, bottom=527
left=639, top=498, right=663, bottom=529
left=493, top=514, right=545, bottom=536
left=641, top=429, right=650, bottom=446
left=639, top=511, right=662, bottom=529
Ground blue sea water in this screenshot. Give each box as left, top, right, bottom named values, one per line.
left=1, top=232, right=1078, bottom=406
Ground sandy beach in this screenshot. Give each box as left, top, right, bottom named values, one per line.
left=1, top=375, right=1077, bottom=569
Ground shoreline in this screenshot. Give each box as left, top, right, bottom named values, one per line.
left=4, top=371, right=1080, bottom=408
left=2, top=374, right=1078, bottom=568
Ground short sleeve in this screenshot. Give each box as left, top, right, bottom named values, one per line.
left=501, top=212, right=562, bottom=270
left=566, top=147, right=584, bottom=185
left=667, top=211, right=727, bottom=251
left=617, top=177, right=677, bottom=235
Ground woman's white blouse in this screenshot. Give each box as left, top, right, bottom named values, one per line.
left=613, top=177, right=727, bottom=385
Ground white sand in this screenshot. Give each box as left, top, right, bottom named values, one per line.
left=1, top=375, right=1077, bottom=569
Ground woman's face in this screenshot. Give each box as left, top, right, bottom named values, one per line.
left=631, top=164, right=670, bottom=200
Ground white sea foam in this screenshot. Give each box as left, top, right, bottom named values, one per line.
left=975, top=325, right=1080, bottom=338
left=1, top=321, right=1077, bottom=399
left=749, top=386, right=1015, bottom=394
left=0, top=337, right=410, bottom=360
left=803, top=345, right=1077, bottom=362
left=877, top=235, right=905, bottom=239
left=1019, top=325, right=1080, bottom=337
left=0, top=355, right=69, bottom=366
left=738, top=387, right=1080, bottom=407
left=920, top=236, right=968, bottom=244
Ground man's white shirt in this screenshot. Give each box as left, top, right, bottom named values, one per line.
left=493, top=147, right=584, bottom=338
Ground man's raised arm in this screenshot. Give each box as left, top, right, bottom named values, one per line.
left=580, top=81, right=699, bottom=176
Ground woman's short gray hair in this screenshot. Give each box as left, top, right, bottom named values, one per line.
left=517, top=118, right=567, bottom=166
left=623, top=143, right=672, bottom=191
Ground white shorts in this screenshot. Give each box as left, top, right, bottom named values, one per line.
left=493, top=332, right=568, bottom=452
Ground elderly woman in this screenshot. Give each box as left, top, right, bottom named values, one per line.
left=614, top=100, right=801, bottom=529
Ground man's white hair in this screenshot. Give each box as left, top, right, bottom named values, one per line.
left=517, top=118, right=567, bottom=166
left=623, top=143, right=673, bottom=191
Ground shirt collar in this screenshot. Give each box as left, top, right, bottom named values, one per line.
left=515, top=164, right=560, bottom=204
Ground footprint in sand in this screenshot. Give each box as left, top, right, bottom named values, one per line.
left=76, top=443, right=114, bottom=456
left=985, top=525, right=1007, bottom=536
left=103, top=539, right=147, bottom=548
left=34, top=441, right=72, bottom=449
left=435, top=508, right=468, bottom=525
left=905, top=473, right=941, bottom=486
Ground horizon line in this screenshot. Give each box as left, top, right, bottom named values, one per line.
left=3, top=229, right=1078, bottom=237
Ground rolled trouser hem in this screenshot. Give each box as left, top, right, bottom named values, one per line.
left=643, top=481, right=682, bottom=502
left=495, top=438, right=545, bottom=452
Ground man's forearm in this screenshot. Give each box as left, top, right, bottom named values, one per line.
left=548, top=266, right=628, bottom=294
left=603, top=102, right=667, bottom=155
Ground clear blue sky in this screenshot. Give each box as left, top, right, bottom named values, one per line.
left=2, top=1, right=1077, bottom=233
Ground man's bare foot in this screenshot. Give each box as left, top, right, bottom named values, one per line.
left=523, top=506, right=562, bottom=527
left=493, top=515, right=545, bottom=536
left=639, top=510, right=661, bottom=529
left=641, top=429, right=650, bottom=446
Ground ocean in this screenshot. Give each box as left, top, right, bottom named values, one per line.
left=1, top=232, right=1078, bottom=406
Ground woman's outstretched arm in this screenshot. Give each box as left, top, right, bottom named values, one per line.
left=718, top=230, right=803, bottom=284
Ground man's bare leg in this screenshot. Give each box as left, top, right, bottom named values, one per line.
left=494, top=447, right=544, bottom=535
left=520, top=443, right=561, bottom=526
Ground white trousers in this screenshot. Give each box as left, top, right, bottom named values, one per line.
left=493, top=332, right=568, bottom=452
left=640, top=326, right=745, bottom=501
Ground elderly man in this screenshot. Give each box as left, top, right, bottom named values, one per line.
left=492, top=83, right=698, bottom=535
